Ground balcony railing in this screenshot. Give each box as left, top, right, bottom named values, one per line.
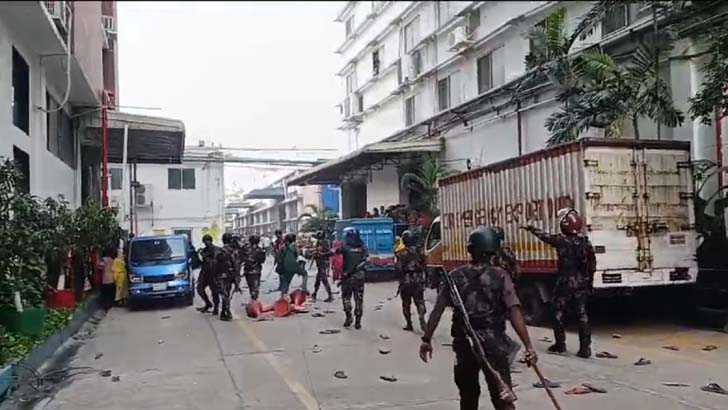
left=44, top=0, right=72, bottom=40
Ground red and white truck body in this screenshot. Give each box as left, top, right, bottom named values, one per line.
left=426, top=139, right=697, bottom=296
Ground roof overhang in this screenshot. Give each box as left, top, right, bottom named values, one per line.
left=288, top=138, right=443, bottom=186
left=243, top=187, right=286, bottom=201
left=82, top=111, right=186, bottom=164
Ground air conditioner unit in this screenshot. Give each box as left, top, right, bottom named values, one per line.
left=405, top=53, right=420, bottom=81
left=448, top=26, right=471, bottom=51
left=135, top=184, right=153, bottom=208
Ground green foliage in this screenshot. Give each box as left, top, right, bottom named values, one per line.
left=399, top=156, right=450, bottom=216
left=299, top=205, right=338, bottom=237
left=0, top=309, right=73, bottom=366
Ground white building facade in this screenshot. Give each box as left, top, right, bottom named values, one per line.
left=0, top=1, right=118, bottom=207
left=312, top=1, right=724, bottom=217
left=108, top=148, right=225, bottom=247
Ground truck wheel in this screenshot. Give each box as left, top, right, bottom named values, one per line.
left=518, top=284, right=550, bottom=326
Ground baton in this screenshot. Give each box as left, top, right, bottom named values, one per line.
left=531, top=362, right=563, bottom=410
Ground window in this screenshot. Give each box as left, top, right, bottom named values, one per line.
left=345, top=16, right=354, bottom=38
left=438, top=76, right=451, bottom=111
left=168, top=168, right=195, bottom=190
left=477, top=53, right=493, bottom=94
left=110, top=168, right=122, bottom=190
left=602, top=4, right=629, bottom=35
left=13, top=146, right=30, bottom=194
left=404, top=16, right=420, bottom=53
left=46, top=93, right=76, bottom=168
left=357, top=94, right=364, bottom=113
left=12, top=47, right=30, bottom=135
left=372, top=49, right=381, bottom=76
left=468, top=8, right=481, bottom=33
left=346, top=72, right=357, bottom=95
left=438, top=1, right=455, bottom=26
left=529, top=19, right=546, bottom=52
left=405, top=95, right=416, bottom=126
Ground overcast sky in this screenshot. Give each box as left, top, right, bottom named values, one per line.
left=117, top=1, right=345, bottom=194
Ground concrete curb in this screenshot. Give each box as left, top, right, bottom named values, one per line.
left=0, top=294, right=101, bottom=402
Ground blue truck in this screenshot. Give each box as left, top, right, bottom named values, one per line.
left=334, top=217, right=408, bottom=281
left=127, top=235, right=195, bottom=307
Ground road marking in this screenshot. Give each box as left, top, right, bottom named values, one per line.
left=232, top=310, right=320, bottom=410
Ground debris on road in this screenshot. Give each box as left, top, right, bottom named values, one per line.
left=582, top=383, right=608, bottom=393
left=442, top=342, right=453, bottom=347
left=612, top=333, right=623, bottom=339
left=565, top=386, right=593, bottom=395
left=373, top=306, right=383, bottom=311
left=256, top=316, right=274, bottom=322
left=324, top=309, right=337, bottom=314
left=380, top=375, right=397, bottom=382
left=538, top=336, right=552, bottom=343
left=596, top=351, right=618, bottom=359
left=702, top=345, right=718, bottom=352
left=379, top=334, right=390, bottom=340
left=312, top=344, right=322, bottom=354
left=157, top=339, right=165, bottom=345
left=378, top=347, right=391, bottom=355
left=533, top=379, right=561, bottom=389
left=333, top=370, right=348, bottom=379
left=161, top=315, right=171, bottom=320
left=99, top=370, right=112, bottom=378
left=634, top=358, right=652, bottom=366
left=662, top=382, right=690, bottom=387
left=701, top=383, right=728, bottom=395
left=319, top=329, right=341, bottom=335
left=111, top=376, right=120, bottom=382
left=662, top=345, right=680, bottom=351
left=311, top=312, right=326, bottom=318
left=94, top=353, right=104, bottom=360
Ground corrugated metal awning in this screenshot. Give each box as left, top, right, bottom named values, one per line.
left=287, top=138, right=443, bottom=186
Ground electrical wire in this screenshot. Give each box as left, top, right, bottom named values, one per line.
left=37, top=6, right=73, bottom=114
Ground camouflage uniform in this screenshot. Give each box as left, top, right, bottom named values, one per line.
left=216, top=244, right=239, bottom=320
left=493, top=246, right=519, bottom=284
left=438, top=262, right=520, bottom=410
left=311, top=238, right=333, bottom=299
left=242, top=242, right=266, bottom=301
left=337, top=244, right=368, bottom=321
left=198, top=245, right=221, bottom=311
left=526, top=227, right=596, bottom=350
left=395, top=245, right=427, bottom=330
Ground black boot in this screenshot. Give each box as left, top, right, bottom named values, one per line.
left=354, top=316, right=362, bottom=330
left=343, top=313, right=353, bottom=328
left=197, top=304, right=211, bottom=313
left=547, top=343, right=567, bottom=354
left=324, top=295, right=334, bottom=303
left=220, top=310, right=232, bottom=321
left=212, top=306, right=219, bottom=316
left=403, top=318, right=413, bottom=331
left=577, top=328, right=592, bottom=358
left=311, top=292, right=318, bottom=301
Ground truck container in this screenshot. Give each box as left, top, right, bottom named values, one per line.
left=425, top=139, right=698, bottom=323
left=334, top=217, right=408, bottom=281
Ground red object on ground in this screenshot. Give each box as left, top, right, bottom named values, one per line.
left=290, top=289, right=307, bottom=306
left=45, top=289, right=76, bottom=310
left=245, top=301, right=264, bottom=318
left=273, top=298, right=292, bottom=317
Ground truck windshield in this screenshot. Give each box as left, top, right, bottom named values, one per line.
left=130, top=238, right=187, bottom=265
left=426, top=221, right=441, bottom=251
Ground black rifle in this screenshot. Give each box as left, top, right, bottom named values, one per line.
left=442, top=269, right=517, bottom=404
left=336, top=260, right=366, bottom=287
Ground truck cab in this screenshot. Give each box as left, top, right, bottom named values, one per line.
left=127, top=235, right=195, bottom=307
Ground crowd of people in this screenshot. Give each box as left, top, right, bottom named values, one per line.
left=193, top=207, right=596, bottom=410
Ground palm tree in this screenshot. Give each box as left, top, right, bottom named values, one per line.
left=399, top=156, right=449, bottom=216
left=298, top=204, right=337, bottom=236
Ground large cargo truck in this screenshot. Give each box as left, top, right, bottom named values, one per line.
left=424, top=139, right=698, bottom=323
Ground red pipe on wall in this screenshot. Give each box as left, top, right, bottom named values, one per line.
left=101, top=91, right=110, bottom=207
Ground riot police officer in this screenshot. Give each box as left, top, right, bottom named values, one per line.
left=396, top=230, right=427, bottom=331
left=197, top=234, right=221, bottom=314
left=217, top=233, right=239, bottom=321
left=242, top=234, right=267, bottom=301
left=419, top=227, right=537, bottom=410
left=311, top=231, right=334, bottom=302
left=335, top=227, right=368, bottom=329
left=523, top=208, right=596, bottom=358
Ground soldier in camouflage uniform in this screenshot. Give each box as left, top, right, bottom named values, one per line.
left=491, top=227, right=520, bottom=283
left=335, top=227, right=368, bottom=329
left=217, top=233, right=239, bottom=321
left=419, top=227, right=537, bottom=410
left=523, top=208, right=596, bottom=358
left=396, top=230, right=427, bottom=332
left=311, top=231, right=334, bottom=302
left=197, top=234, right=221, bottom=315
left=242, top=234, right=267, bottom=302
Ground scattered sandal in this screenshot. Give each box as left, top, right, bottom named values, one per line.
left=533, top=379, right=561, bottom=389
left=312, top=344, right=322, bottom=354
left=663, top=382, right=690, bottom=387
left=380, top=375, right=397, bottom=382
left=565, top=386, right=592, bottom=395
left=378, top=347, right=391, bottom=355
left=612, top=333, right=623, bottom=339
left=701, top=383, right=728, bottom=395
left=379, top=334, right=390, bottom=340
left=538, top=336, right=553, bottom=343
left=662, top=345, right=680, bottom=351
left=702, top=345, right=718, bottom=352
left=634, top=358, right=652, bottom=366
left=595, top=351, right=618, bottom=359
left=319, top=329, right=341, bottom=335
left=311, top=312, right=326, bottom=318
left=582, top=383, right=607, bottom=393
left=333, top=370, right=348, bottom=379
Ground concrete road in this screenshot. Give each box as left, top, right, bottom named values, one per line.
left=16, top=267, right=728, bottom=410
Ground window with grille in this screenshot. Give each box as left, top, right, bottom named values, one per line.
left=404, top=16, right=420, bottom=53
left=12, top=47, right=29, bottom=135
left=46, top=93, right=76, bottom=168
left=438, top=76, right=451, bottom=111
left=168, top=168, right=196, bottom=190
left=405, top=96, right=416, bottom=126
left=372, top=49, right=381, bottom=76
left=477, top=53, right=492, bottom=94
left=110, top=168, right=122, bottom=190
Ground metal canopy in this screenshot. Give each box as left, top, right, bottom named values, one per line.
left=244, top=187, right=286, bottom=201
left=83, top=111, right=186, bottom=164
left=287, top=138, right=443, bottom=186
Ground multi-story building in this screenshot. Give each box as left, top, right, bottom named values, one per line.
left=0, top=1, right=118, bottom=207
left=291, top=1, right=724, bottom=218
left=107, top=145, right=225, bottom=247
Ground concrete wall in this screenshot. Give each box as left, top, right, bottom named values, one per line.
left=366, top=165, right=400, bottom=211
left=73, top=1, right=105, bottom=98
left=108, top=159, right=225, bottom=248
left=0, top=17, right=81, bottom=207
